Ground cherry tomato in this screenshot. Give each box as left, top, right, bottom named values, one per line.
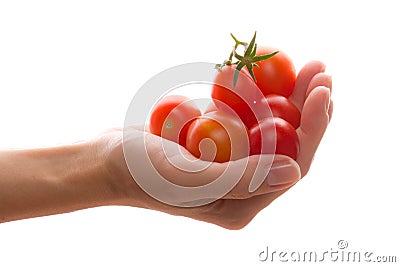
left=186, top=111, right=249, bottom=163
left=211, top=65, right=272, bottom=129
left=249, top=117, right=299, bottom=160
left=253, top=46, right=296, bottom=97
left=149, top=95, right=201, bottom=147
left=263, top=94, right=301, bottom=129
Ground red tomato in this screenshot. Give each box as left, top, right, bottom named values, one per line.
left=249, top=117, right=299, bottom=160
left=253, top=46, right=296, bottom=97
left=211, top=65, right=272, bottom=129
left=186, top=111, right=249, bottom=163
left=149, top=95, right=201, bottom=147
left=263, top=94, right=301, bottom=129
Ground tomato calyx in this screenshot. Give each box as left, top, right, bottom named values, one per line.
left=215, top=33, right=248, bottom=70
left=216, top=32, right=279, bottom=86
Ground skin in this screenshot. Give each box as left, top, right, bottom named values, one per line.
left=0, top=61, right=332, bottom=229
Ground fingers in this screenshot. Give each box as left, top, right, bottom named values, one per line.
left=296, top=86, right=331, bottom=176
left=207, top=83, right=333, bottom=228
left=289, top=61, right=325, bottom=110
left=222, top=154, right=301, bottom=200
left=305, top=72, right=332, bottom=98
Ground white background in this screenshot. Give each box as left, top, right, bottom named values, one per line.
left=1, top=0, right=399, bottom=266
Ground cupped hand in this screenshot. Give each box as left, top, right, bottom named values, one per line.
left=96, top=61, right=333, bottom=230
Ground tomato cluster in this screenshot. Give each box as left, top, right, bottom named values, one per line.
left=149, top=33, right=300, bottom=163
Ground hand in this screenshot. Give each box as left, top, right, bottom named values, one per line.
left=96, top=61, right=333, bottom=230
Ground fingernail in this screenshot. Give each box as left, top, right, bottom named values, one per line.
left=324, top=88, right=331, bottom=112
left=267, top=159, right=301, bottom=186
left=248, top=156, right=301, bottom=193
left=327, top=75, right=332, bottom=89
left=315, top=61, right=326, bottom=74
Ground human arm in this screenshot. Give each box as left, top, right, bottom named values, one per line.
left=0, top=60, right=332, bottom=229
left=0, top=142, right=123, bottom=223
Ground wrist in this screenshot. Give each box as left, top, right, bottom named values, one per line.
left=48, top=140, right=124, bottom=209
left=89, top=131, right=144, bottom=208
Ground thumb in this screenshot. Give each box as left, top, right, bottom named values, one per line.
left=222, top=154, right=301, bottom=200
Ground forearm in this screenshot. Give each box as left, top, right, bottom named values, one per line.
left=0, top=141, right=120, bottom=223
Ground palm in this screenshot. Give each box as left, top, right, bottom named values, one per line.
left=107, top=61, right=333, bottom=229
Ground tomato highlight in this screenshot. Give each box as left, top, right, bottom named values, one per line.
left=149, top=95, right=201, bottom=147
left=185, top=111, right=249, bottom=163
